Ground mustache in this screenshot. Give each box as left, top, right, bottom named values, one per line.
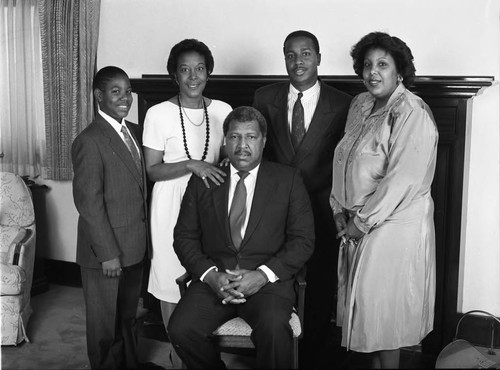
left=234, top=149, right=251, bottom=155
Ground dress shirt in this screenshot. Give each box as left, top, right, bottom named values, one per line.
left=200, top=163, right=279, bottom=283
left=99, top=109, right=141, bottom=154
left=287, top=80, right=321, bottom=133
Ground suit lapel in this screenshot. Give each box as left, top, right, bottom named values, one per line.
left=97, top=115, right=143, bottom=189
left=269, top=84, right=295, bottom=162
left=295, top=82, right=339, bottom=162
left=240, top=162, right=273, bottom=250
left=212, top=167, right=233, bottom=250
left=125, top=120, right=146, bottom=191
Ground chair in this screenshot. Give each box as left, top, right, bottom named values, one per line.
left=176, top=268, right=306, bottom=369
left=0, top=172, right=36, bottom=345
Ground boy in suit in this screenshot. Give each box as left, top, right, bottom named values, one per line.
left=253, top=30, right=352, bottom=368
left=72, top=66, right=148, bottom=369
left=168, top=106, right=315, bottom=369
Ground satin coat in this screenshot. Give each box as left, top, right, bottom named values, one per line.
left=330, top=84, right=438, bottom=352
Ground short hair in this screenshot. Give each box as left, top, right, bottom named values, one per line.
left=93, top=66, right=129, bottom=91
left=350, top=32, right=416, bottom=86
left=223, top=106, right=267, bottom=137
left=283, top=30, right=320, bottom=55
left=166, top=39, right=215, bottom=79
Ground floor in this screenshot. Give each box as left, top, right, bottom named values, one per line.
left=1, top=284, right=437, bottom=369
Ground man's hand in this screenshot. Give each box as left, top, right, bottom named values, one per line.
left=220, top=269, right=268, bottom=304
left=102, top=257, right=121, bottom=278
left=204, top=269, right=246, bottom=305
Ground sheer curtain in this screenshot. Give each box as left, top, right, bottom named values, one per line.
left=0, top=0, right=46, bottom=178
left=39, top=0, right=100, bottom=180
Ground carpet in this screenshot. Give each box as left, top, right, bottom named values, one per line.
left=0, top=284, right=253, bottom=370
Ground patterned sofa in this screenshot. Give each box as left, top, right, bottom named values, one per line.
left=0, top=172, right=36, bottom=345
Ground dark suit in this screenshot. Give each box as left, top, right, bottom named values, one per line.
left=253, top=81, right=352, bottom=366
left=72, top=113, right=149, bottom=369
left=168, top=161, right=315, bottom=369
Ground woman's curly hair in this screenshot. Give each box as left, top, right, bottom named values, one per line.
left=166, top=39, right=214, bottom=80
left=351, top=32, right=416, bottom=87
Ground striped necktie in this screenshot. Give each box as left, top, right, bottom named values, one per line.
left=229, top=171, right=249, bottom=250
left=291, top=92, right=305, bottom=151
left=121, top=125, right=143, bottom=178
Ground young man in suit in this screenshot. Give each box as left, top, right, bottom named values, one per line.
left=72, top=66, right=149, bottom=369
left=168, top=106, right=315, bottom=369
left=253, top=30, right=353, bottom=368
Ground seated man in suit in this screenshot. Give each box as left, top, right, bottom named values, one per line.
left=168, top=106, right=315, bottom=369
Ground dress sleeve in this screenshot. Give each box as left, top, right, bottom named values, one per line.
left=330, top=194, right=345, bottom=215
left=354, top=106, right=438, bottom=233
left=142, top=105, right=166, bottom=151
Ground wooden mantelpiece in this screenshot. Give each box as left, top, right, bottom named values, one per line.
left=131, top=75, right=494, bottom=354
left=131, top=75, right=492, bottom=123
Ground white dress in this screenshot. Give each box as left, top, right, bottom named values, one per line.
left=143, top=99, right=232, bottom=303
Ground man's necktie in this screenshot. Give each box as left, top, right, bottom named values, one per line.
left=291, top=92, right=305, bottom=151
left=229, top=171, right=249, bottom=250
left=121, top=125, right=143, bottom=178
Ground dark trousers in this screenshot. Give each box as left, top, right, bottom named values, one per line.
left=168, top=280, right=295, bottom=369
left=300, top=199, right=340, bottom=369
left=81, top=261, right=144, bottom=370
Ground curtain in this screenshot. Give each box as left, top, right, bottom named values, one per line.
left=0, top=0, right=46, bottom=177
left=39, top=0, right=100, bottom=180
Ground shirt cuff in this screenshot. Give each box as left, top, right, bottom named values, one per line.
left=258, top=265, right=278, bottom=283
left=200, top=266, right=218, bottom=282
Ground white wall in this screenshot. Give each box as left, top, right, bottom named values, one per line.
left=40, top=180, right=78, bottom=261
left=460, top=83, right=500, bottom=315
left=44, top=0, right=500, bottom=314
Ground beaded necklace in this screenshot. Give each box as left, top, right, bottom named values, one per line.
left=177, top=94, right=210, bottom=161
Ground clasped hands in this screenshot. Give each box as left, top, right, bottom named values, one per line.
left=205, top=269, right=268, bottom=305
left=334, top=213, right=364, bottom=242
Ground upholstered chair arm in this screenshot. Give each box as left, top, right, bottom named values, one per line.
left=2, top=227, right=26, bottom=264
left=0, top=262, right=26, bottom=295
left=1, top=228, right=35, bottom=296
left=12, top=228, right=36, bottom=271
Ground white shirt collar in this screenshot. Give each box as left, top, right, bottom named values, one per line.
left=229, top=163, right=260, bottom=178
left=98, top=109, right=126, bottom=134
left=289, top=80, right=320, bottom=100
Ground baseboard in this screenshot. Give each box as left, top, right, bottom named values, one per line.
left=44, top=259, right=82, bottom=287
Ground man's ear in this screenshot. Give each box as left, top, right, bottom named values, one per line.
left=93, top=88, right=102, bottom=103
left=317, top=53, right=322, bottom=66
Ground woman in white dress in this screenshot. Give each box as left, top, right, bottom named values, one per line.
left=330, top=32, right=438, bottom=368
left=142, top=39, right=232, bottom=364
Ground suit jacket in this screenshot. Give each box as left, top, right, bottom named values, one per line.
left=253, top=81, right=352, bottom=203
left=173, top=161, right=315, bottom=300
left=72, top=113, right=149, bottom=269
